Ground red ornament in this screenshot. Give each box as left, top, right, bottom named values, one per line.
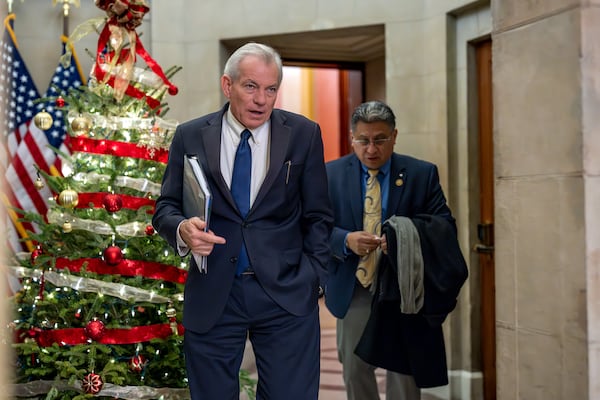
left=145, top=225, right=154, bottom=235
left=27, top=327, right=42, bottom=339
left=103, top=245, right=123, bottom=265
left=30, top=248, right=43, bottom=264
left=84, top=319, right=106, bottom=341
left=56, top=96, right=65, bottom=107
left=81, top=372, right=103, bottom=394
left=102, top=193, right=123, bottom=213
left=129, top=354, right=147, bottom=372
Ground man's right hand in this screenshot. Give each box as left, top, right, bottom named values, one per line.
left=180, top=217, right=226, bottom=256
left=346, top=231, right=382, bottom=257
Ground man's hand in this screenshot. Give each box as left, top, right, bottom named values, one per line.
left=180, top=217, right=226, bottom=256
left=346, top=231, right=382, bottom=257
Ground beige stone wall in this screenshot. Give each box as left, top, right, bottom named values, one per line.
left=493, top=0, right=596, bottom=399
left=582, top=4, right=600, bottom=398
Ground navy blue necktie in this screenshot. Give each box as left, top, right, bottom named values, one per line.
left=231, top=129, right=252, bottom=275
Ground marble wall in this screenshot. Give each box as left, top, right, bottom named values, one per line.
left=492, top=0, right=597, bottom=399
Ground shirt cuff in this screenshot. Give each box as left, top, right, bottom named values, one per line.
left=342, top=232, right=350, bottom=256
left=176, top=220, right=190, bottom=257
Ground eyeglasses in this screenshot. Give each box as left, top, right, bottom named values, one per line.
left=351, top=137, right=393, bottom=147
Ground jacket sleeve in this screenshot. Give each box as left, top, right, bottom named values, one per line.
left=152, top=125, right=187, bottom=251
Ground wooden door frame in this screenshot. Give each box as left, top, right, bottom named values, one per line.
left=474, top=38, right=496, bottom=400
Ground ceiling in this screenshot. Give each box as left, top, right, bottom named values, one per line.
left=221, top=24, right=385, bottom=65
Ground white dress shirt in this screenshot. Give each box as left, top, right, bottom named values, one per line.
left=221, top=109, right=270, bottom=206
left=176, top=109, right=271, bottom=255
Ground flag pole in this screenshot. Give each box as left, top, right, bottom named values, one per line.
left=52, top=0, right=80, bottom=36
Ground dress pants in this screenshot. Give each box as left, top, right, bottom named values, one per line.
left=337, top=282, right=421, bottom=400
left=184, top=273, right=320, bottom=400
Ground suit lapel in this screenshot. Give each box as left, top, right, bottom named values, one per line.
left=251, top=110, right=290, bottom=212
left=346, top=154, right=363, bottom=228
left=200, top=106, right=239, bottom=213
left=386, top=153, right=407, bottom=219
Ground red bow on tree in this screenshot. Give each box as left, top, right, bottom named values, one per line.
left=95, top=0, right=149, bottom=30
left=93, top=0, right=178, bottom=109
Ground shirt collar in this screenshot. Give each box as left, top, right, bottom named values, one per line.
left=360, top=158, right=391, bottom=177
left=225, top=108, right=270, bottom=142
left=226, top=109, right=247, bottom=137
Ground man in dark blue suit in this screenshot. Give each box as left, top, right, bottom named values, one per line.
left=153, top=43, right=333, bottom=399
left=325, top=101, right=455, bottom=399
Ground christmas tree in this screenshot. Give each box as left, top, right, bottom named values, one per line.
left=7, top=2, right=255, bottom=399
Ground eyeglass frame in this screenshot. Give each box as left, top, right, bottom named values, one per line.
left=351, top=136, right=394, bottom=147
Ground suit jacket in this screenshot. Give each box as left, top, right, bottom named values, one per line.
left=324, top=152, right=455, bottom=319
left=153, top=104, right=333, bottom=333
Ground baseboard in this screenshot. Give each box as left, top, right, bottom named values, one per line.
left=446, top=369, right=484, bottom=400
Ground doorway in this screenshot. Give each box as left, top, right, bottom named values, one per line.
left=276, top=64, right=363, bottom=161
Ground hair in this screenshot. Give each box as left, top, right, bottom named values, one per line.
left=350, top=100, right=396, bottom=132
left=223, top=42, right=283, bottom=85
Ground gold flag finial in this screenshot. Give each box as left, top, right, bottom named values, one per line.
left=52, top=0, right=80, bottom=17
left=7, top=0, right=24, bottom=14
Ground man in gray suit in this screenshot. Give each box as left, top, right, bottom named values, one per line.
left=153, top=43, right=333, bottom=399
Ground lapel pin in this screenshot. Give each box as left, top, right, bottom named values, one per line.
left=396, top=172, right=404, bottom=186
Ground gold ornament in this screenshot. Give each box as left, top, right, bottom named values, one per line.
left=166, top=305, right=178, bottom=335
left=58, top=188, right=79, bottom=208
left=165, top=306, right=177, bottom=319
left=34, top=176, right=45, bottom=190
left=63, top=220, right=72, bottom=233
left=71, top=115, right=92, bottom=136
left=34, top=110, right=53, bottom=130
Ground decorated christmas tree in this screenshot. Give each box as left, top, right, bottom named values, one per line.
left=6, top=2, right=255, bottom=399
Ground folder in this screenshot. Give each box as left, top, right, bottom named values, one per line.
left=182, top=154, right=212, bottom=273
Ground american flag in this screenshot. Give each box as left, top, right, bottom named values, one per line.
left=1, top=14, right=86, bottom=254
left=41, top=36, right=86, bottom=176
left=0, top=14, right=43, bottom=253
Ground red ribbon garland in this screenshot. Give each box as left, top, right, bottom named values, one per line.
left=131, top=34, right=178, bottom=96
left=69, top=136, right=169, bottom=163
left=18, top=323, right=184, bottom=347
left=76, top=192, right=155, bottom=212
left=55, top=257, right=188, bottom=284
